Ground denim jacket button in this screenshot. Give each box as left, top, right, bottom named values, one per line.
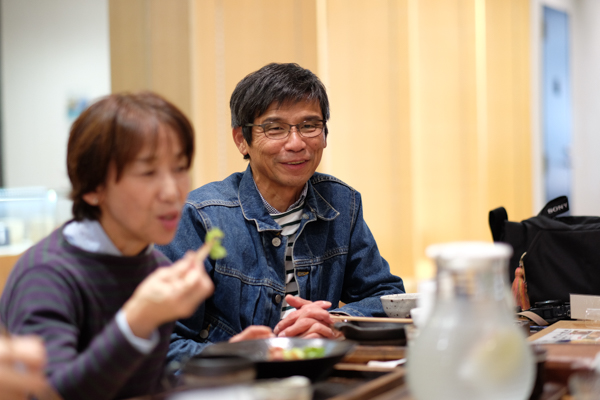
left=272, top=237, right=282, bottom=247
left=275, top=294, right=282, bottom=303
left=199, top=329, right=209, bottom=339
left=302, top=213, right=309, bottom=220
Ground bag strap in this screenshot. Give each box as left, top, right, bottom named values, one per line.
left=517, top=311, right=549, bottom=326
left=489, top=207, right=508, bottom=242
left=538, top=196, right=569, bottom=218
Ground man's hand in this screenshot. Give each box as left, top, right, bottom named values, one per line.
left=229, top=326, right=275, bottom=343
left=123, top=251, right=215, bottom=339
left=273, top=296, right=338, bottom=339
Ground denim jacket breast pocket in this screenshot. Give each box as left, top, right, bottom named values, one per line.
left=293, top=243, right=349, bottom=309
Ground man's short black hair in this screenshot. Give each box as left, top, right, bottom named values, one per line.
left=230, top=63, right=330, bottom=157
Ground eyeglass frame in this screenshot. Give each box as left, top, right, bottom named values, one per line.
left=244, top=119, right=326, bottom=140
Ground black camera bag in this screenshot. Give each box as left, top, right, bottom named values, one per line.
left=489, top=196, right=600, bottom=305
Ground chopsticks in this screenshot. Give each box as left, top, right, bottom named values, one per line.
left=331, top=315, right=412, bottom=324
left=195, top=241, right=214, bottom=264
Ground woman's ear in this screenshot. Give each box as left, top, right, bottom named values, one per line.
left=82, top=188, right=103, bottom=207
left=233, top=127, right=249, bottom=157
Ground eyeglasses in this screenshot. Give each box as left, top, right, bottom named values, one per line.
left=244, top=120, right=325, bottom=140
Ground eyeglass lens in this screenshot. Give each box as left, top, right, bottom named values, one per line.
left=262, top=121, right=323, bottom=139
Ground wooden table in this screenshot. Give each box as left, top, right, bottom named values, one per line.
left=323, top=342, right=567, bottom=400
left=138, top=320, right=590, bottom=400
left=315, top=345, right=406, bottom=399
left=529, top=320, right=600, bottom=391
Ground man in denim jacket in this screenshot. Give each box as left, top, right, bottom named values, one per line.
left=158, top=63, right=405, bottom=363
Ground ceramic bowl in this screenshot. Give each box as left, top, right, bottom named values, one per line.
left=199, top=337, right=356, bottom=382
left=381, top=293, right=420, bottom=318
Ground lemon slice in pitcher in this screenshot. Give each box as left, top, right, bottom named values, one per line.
left=458, top=329, right=528, bottom=385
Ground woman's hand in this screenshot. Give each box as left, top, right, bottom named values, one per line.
left=0, top=335, right=49, bottom=400
left=273, top=296, right=338, bottom=339
left=229, top=326, right=275, bottom=343
left=123, top=251, right=214, bottom=339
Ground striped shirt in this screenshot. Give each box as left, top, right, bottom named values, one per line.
left=253, top=180, right=307, bottom=319
left=0, top=226, right=173, bottom=400
left=271, top=205, right=305, bottom=318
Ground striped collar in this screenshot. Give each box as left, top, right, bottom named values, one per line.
left=252, top=178, right=308, bottom=215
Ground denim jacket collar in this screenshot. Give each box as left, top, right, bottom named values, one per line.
left=238, top=166, right=339, bottom=232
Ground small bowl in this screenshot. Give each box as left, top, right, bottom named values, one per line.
left=381, top=293, right=419, bottom=318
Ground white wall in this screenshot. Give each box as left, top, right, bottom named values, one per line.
left=530, top=0, right=600, bottom=215
left=571, top=0, right=600, bottom=215
left=0, top=0, right=110, bottom=191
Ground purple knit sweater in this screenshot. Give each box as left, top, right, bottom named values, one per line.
left=0, top=226, right=174, bottom=400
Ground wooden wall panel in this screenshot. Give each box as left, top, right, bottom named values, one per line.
left=409, top=0, right=479, bottom=274
left=191, top=0, right=318, bottom=187
left=109, top=0, right=192, bottom=120
left=324, top=0, right=413, bottom=281
left=485, top=0, right=532, bottom=223
left=109, top=0, right=147, bottom=92
left=109, top=0, right=532, bottom=288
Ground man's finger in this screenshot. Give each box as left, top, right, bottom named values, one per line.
left=230, top=325, right=274, bottom=343
left=299, top=322, right=336, bottom=339
left=302, top=332, right=328, bottom=339
left=285, top=295, right=332, bottom=310
left=274, top=304, right=333, bottom=335
left=277, top=317, right=313, bottom=337
left=278, top=317, right=335, bottom=338
left=284, top=295, right=311, bottom=308
left=273, top=307, right=304, bottom=334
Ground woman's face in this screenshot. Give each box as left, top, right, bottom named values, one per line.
left=87, top=125, right=190, bottom=256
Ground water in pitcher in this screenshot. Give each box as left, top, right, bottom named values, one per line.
left=407, top=242, right=534, bottom=400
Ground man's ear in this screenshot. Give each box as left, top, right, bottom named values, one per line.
left=233, top=127, right=249, bottom=157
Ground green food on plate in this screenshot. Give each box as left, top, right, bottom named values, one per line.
left=282, top=346, right=326, bottom=360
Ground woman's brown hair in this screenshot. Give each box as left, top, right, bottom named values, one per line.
left=67, top=92, right=195, bottom=221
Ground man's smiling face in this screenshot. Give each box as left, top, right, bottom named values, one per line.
left=235, top=99, right=327, bottom=208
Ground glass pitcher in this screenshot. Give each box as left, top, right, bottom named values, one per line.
left=407, top=242, right=535, bottom=400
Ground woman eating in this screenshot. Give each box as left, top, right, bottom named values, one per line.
left=0, top=92, right=214, bottom=400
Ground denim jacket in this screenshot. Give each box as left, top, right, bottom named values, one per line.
left=157, top=166, right=405, bottom=363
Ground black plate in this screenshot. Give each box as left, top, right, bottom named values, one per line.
left=334, top=321, right=407, bottom=344
left=199, top=337, right=356, bottom=382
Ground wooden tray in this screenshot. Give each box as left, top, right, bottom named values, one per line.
left=341, top=345, right=406, bottom=364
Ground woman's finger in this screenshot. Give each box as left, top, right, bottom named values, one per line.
left=0, top=365, right=48, bottom=398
